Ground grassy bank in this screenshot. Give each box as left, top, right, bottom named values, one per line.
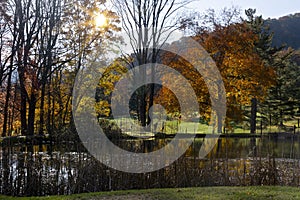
left=1, top=186, right=300, bottom=200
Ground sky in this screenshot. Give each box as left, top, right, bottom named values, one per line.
left=187, top=0, right=300, bottom=19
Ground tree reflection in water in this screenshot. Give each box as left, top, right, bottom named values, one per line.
left=0, top=136, right=300, bottom=196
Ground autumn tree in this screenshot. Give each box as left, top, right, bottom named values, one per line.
left=95, top=59, right=128, bottom=118
left=155, top=47, right=210, bottom=120
left=159, top=8, right=276, bottom=132
left=0, top=0, right=16, bottom=136
left=0, top=0, right=120, bottom=137
left=4, top=0, right=68, bottom=136
left=38, top=0, right=121, bottom=140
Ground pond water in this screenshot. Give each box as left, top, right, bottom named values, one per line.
left=111, top=135, right=300, bottom=159
left=1, top=135, right=300, bottom=196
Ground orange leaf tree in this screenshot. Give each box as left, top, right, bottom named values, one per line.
left=156, top=22, right=276, bottom=131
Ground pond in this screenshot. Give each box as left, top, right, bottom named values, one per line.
left=1, top=135, right=300, bottom=196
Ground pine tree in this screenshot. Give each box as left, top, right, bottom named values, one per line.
left=245, top=8, right=279, bottom=133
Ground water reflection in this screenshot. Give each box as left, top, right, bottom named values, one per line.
left=111, top=136, right=300, bottom=159
left=0, top=135, right=300, bottom=196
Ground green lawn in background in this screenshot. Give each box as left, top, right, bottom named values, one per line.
left=111, top=117, right=300, bottom=135
left=1, top=186, right=299, bottom=200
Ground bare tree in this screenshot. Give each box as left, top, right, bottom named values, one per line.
left=37, top=0, right=64, bottom=135
left=112, top=0, right=192, bottom=127
left=1, top=0, right=65, bottom=136
left=1, top=0, right=18, bottom=136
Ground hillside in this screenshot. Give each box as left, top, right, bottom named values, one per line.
left=266, top=13, right=300, bottom=49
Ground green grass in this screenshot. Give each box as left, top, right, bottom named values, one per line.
left=104, top=117, right=300, bottom=135
left=165, top=121, right=209, bottom=134
left=111, top=117, right=210, bottom=134
left=1, top=186, right=300, bottom=200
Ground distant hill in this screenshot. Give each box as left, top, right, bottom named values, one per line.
left=266, top=13, right=300, bottom=49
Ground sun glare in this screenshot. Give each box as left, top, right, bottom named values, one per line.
left=95, top=13, right=107, bottom=27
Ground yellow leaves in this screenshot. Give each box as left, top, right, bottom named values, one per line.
left=98, top=60, right=128, bottom=95
left=95, top=101, right=111, bottom=117
left=95, top=59, right=128, bottom=117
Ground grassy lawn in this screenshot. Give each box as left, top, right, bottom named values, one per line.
left=112, top=116, right=300, bottom=135
left=1, top=186, right=300, bottom=200
left=112, top=117, right=210, bottom=134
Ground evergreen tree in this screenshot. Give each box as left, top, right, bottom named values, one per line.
left=245, top=8, right=280, bottom=133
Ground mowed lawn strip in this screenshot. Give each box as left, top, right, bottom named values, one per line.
left=1, top=186, right=300, bottom=200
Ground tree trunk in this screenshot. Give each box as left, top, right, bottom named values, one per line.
left=39, top=81, right=46, bottom=135
left=2, top=15, right=17, bottom=137
left=27, top=92, right=36, bottom=136
left=138, top=86, right=147, bottom=127
left=2, top=65, right=13, bottom=137
left=147, top=51, right=157, bottom=128
left=250, top=98, right=257, bottom=134
left=217, top=112, right=223, bottom=133
left=19, top=70, right=28, bottom=135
